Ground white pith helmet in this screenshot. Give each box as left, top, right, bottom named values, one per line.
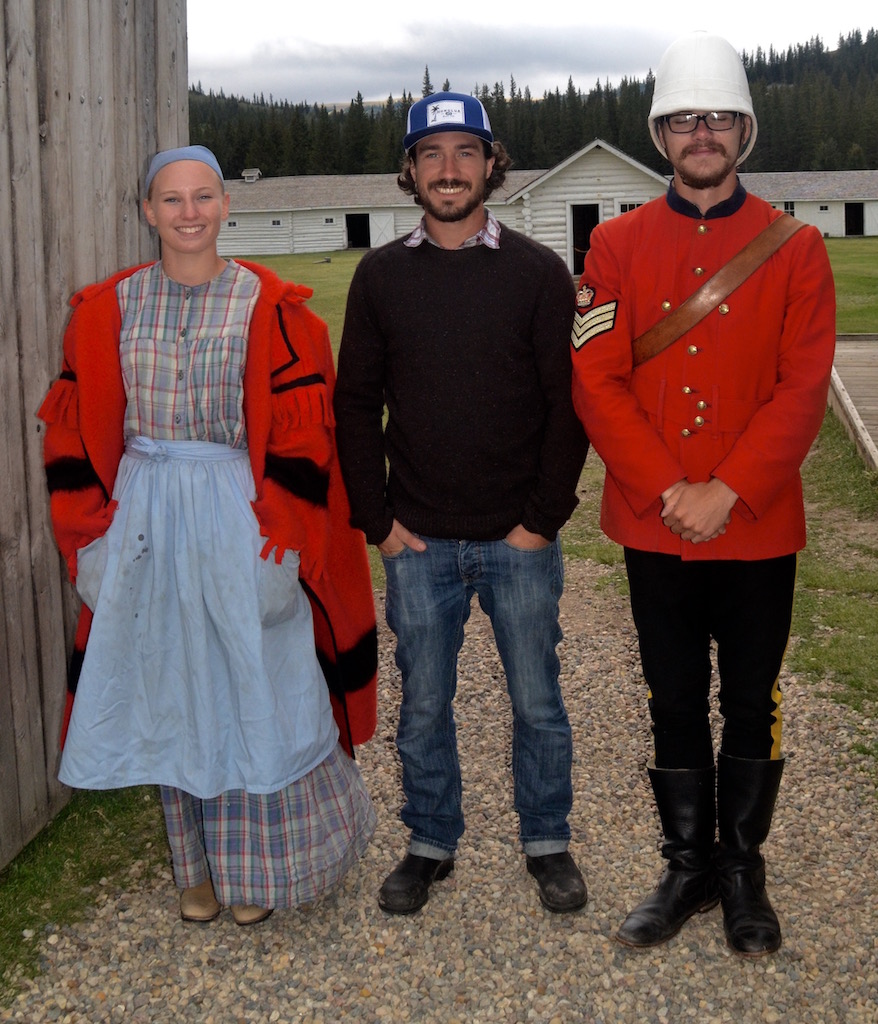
left=648, top=31, right=758, bottom=165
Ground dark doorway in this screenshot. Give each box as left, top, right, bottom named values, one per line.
left=346, top=213, right=370, bottom=248
left=571, top=204, right=600, bottom=276
left=845, top=203, right=864, bottom=237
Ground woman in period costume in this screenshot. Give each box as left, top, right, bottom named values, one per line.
left=39, top=146, right=378, bottom=926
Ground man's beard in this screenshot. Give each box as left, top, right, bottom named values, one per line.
left=418, top=178, right=486, bottom=222
left=676, top=141, right=738, bottom=190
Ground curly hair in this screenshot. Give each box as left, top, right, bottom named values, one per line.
left=397, top=140, right=512, bottom=205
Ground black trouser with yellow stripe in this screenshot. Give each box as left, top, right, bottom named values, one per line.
left=624, top=549, right=796, bottom=769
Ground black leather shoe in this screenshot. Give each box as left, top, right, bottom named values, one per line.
left=378, top=853, right=454, bottom=915
left=526, top=852, right=587, bottom=913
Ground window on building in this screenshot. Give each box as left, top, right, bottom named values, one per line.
left=784, top=202, right=795, bottom=216
left=619, top=203, right=643, bottom=214
left=324, top=217, right=335, bottom=224
left=819, top=205, right=828, bottom=212
left=226, top=220, right=237, bottom=228
left=271, top=219, right=281, bottom=226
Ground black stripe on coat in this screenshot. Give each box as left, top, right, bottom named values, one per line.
left=273, top=373, right=325, bottom=395
left=68, top=646, right=85, bottom=696
left=315, top=625, right=379, bottom=698
left=45, top=456, right=103, bottom=494
left=270, top=306, right=301, bottom=377
left=264, top=454, right=329, bottom=507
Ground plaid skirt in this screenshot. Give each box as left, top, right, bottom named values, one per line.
left=161, top=743, right=375, bottom=907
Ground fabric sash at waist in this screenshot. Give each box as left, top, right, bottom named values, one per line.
left=125, top=436, right=248, bottom=462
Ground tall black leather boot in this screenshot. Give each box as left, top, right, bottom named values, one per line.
left=716, top=753, right=785, bottom=957
left=616, top=764, right=719, bottom=947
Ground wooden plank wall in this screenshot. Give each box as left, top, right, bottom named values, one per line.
left=0, top=0, right=189, bottom=870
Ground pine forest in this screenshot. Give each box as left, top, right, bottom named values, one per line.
left=189, top=29, right=878, bottom=180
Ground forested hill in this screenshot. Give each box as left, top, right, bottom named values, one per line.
left=190, top=29, right=878, bottom=179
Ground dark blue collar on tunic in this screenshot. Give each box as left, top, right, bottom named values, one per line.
left=666, top=179, right=748, bottom=220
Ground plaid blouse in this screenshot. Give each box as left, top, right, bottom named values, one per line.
left=117, top=261, right=260, bottom=448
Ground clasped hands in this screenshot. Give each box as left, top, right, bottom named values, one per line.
left=660, top=478, right=738, bottom=544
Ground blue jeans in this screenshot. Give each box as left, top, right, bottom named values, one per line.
left=382, top=536, right=573, bottom=857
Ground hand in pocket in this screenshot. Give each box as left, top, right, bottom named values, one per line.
left=257, top=549, right=302, bottom=627
left=75, top=535, right=109, bottom=611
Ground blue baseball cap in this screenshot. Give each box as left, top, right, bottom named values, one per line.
left=144, top=145, right=224, bottom=195
left=403, top=92, right=493, bottom=153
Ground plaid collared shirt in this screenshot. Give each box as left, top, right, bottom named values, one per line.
left=404, top=208, right=502, bottom=250
left=117, top=261, right=260, bottom=447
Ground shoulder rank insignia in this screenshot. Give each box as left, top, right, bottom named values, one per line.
left=571, top=293, right=617, bottom=350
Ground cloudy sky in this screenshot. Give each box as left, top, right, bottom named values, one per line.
left=186, top=3, right=875, bottom=107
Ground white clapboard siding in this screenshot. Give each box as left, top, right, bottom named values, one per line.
left=217, top=205, right=430, bottom=256
left=513, top=144, right=668, bottom=266
left=217, top=170, right=544, bottom=257
left=219, top=212, right=295, bottom=256
left=221, top=146, right=878, bottom=268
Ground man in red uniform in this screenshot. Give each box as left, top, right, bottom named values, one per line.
left=570, top=32, right=835, bottom=956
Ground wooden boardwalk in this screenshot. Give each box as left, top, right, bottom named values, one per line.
left=830, top=335, right=878, bottom=473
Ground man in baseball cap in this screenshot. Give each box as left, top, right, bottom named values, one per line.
left=335, top=93, right=589, bottom=916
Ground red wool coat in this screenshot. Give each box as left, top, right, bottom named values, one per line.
left=570, top=192, right=837, bottom=560
left=39, top=260, right=377, bottom=754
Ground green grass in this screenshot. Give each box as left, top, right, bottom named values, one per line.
left=0, top=789, right=166, bottom=1002
left=2, top=236, right=876, bottom=1004
left=245, top=239, right=878, bottom=342
left=249, top=239, right=878, bottom=341
left=242, top=250, right=366, bottom=348
left=791, top=412, right=878, bottom=713
left=560, top=452, right=628, bottom=591
left=824, top=238, right=878, bottom=334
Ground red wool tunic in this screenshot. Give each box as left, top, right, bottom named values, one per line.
left=570, top=192, right=836, bottom=560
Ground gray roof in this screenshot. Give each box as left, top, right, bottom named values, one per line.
left=223, top=163, right=878, bottom=215
left=224, top=169, right=544, bottom=212
left=740, top=169, right=878, bottom=202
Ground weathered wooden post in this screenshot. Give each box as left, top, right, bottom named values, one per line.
left=0, top=0, right=189, bottom=869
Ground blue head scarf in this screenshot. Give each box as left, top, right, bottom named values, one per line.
left=144, top=145, right=224, bottom=195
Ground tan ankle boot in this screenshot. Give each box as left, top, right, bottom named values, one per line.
left=180, top=879, right=222, bottom=922
left=231, top=904, right=274, bottom=926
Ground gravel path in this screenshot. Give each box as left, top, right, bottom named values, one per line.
left=3, top=560, right=876, bottom=1024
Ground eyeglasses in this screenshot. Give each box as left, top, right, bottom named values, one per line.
left=663, top=112, right=739, bottom=134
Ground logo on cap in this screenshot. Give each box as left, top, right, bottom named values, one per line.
left=428, top=100, right=466, bottom=127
